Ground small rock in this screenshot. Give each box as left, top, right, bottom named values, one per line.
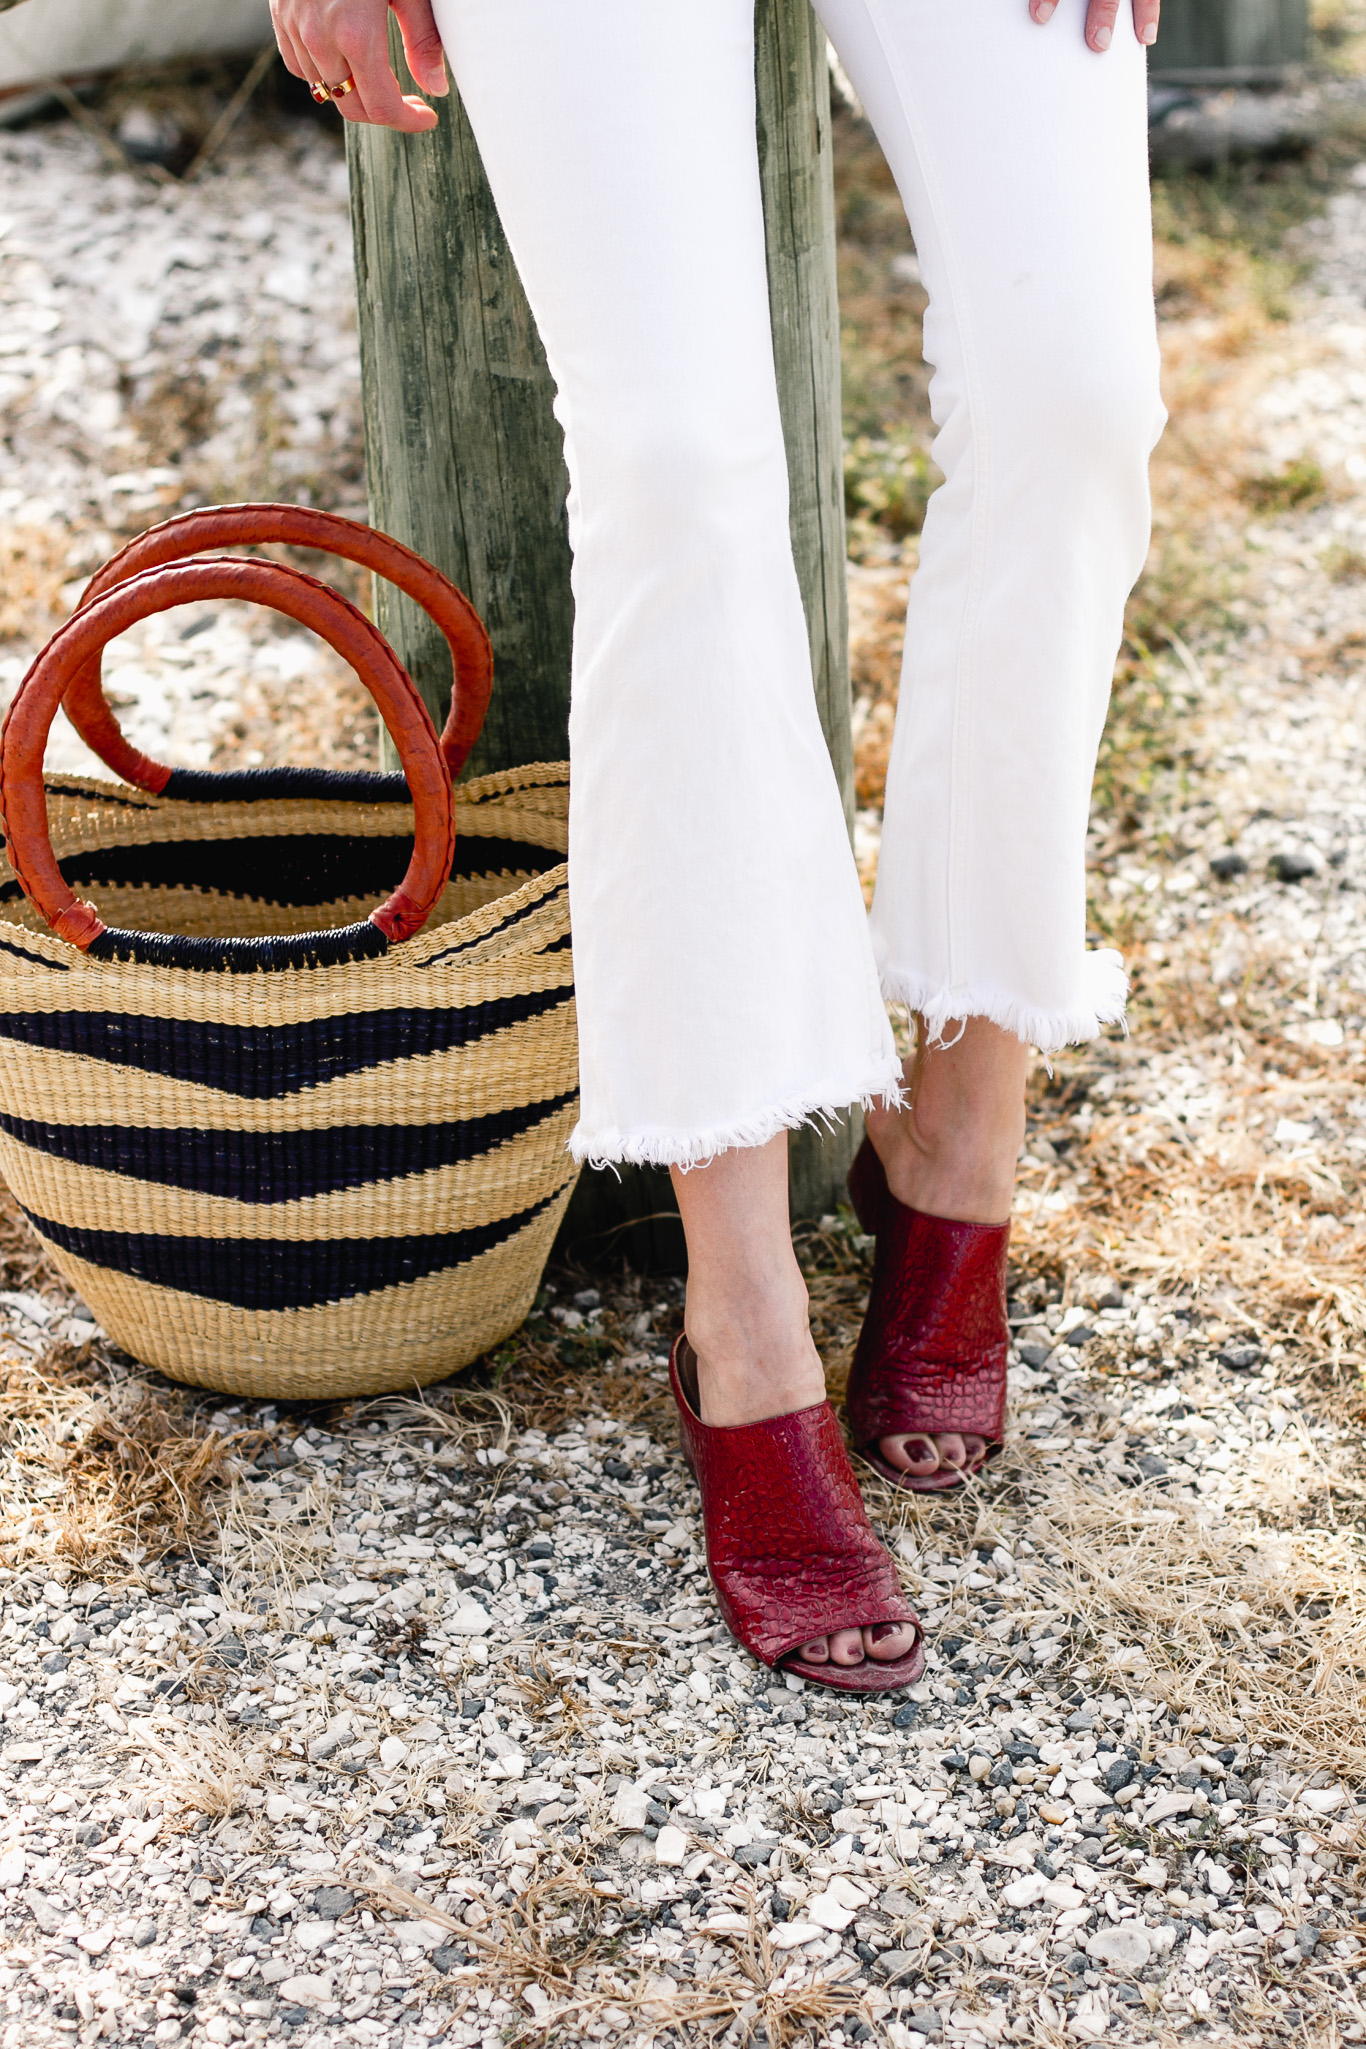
left=1269, top=851, right=1318, bottom=884
left=1087, top=1923, right=1152, bottom=1971
left=653, top=1824, right=688, bottom=1867
left=154, top=2024, right=182, bottom=2046
left=446, top=1603, right=493, bottom=1637
left=1299, top=1787, right=1345, bottom=1816
left=77, top=1924, right=114, bottom=1956
left=378, top=1735, right=408, bottom=1770
left=1104, top=1756, right=1136, bottom=1793
left=806, top=1887, right=856, bottom=1932
left=277, top=1975, right=333, bottom=2008
left=1002, top=1873, right=1050, bottom=1909
left=431, top=1946, right=467, bottom=1973
left=1209, top=851, right=1247, bottom=880
left=1145, top=1789, right=1196, bottom=1825
left=133, top=1918, right=159, bottom=1947
left=611, top=1786, right=651, bottom=1832
left=311, top=1886, right=355, bottom=1920
left=770, top=1920, right=823, bottom=1951
left=1296, top=1925, right=1320, bottom=1957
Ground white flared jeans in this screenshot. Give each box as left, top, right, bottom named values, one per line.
left=429, top=0, right=1166, bottom=1168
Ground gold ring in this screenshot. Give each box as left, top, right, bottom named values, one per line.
left=310, top=74, right=355, bottom=104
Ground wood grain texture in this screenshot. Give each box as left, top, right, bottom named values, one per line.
left=346, top=15, right=573, bottom=779
left=1150, top=0, right=1307, bottom=76
left=755, top=0, right=860, bottom=1222
left=755, top=0, right=854, bottom=834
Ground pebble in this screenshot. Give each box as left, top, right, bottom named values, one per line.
left=1087, top=1922, right=1152, bottom=1971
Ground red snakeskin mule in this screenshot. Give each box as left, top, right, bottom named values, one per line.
left=669, top=1336, right=924, bottom=1694
left=845, top=1136, right=1009, bottom=1493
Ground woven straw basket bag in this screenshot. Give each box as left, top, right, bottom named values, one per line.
left=0, top=505, right=577, bottom=1399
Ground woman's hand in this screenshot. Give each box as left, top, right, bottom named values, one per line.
left=269, top=0, right=448, bottom=130
left=1030, top=0, right=1159, bottom=52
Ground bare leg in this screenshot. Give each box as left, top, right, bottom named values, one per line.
left=863, top=1017, right=1028, bottom=1482
left=671, top=1135, right=915, bottom=1668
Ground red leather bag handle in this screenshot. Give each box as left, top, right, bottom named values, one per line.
left=63, top=504, right=493, bottom=791
left=2, top=558, right=454, bottom=953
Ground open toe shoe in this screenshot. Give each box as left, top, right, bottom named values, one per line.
left=669, top=1334, right=924, bottom=1694
left=845, top=1136, right=1010, bottom=1493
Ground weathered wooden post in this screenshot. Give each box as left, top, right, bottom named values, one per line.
left=1150, top=0, right=1307, bottom=79
left=347, top=0, right=858, bottom=1262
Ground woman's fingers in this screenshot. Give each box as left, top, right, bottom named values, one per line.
left=269, top=0, right=441, bottom=130
left=1132, top=0, right=1161, bottom=46
left=393, top=0, right=449, bottom=97
left=1029, top=0, right=1161, bottom=49
left=268, top=1, right=312, bottom=84
left=1083, top=0, right=1120, bottom=50
left=332, top=37, right=439, bottom=131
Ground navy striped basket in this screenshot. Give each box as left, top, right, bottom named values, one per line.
left=0, top=507, right=577, bottom=1398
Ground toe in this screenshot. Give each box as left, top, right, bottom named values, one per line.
left=799, top=1636, right=831, bottom=1662
left=961, top=1432, right=988, bottom=1471
left=827, top=1629, right=867, bottom=1666
left=865, top=1621, right=916, bottom=1662
left=937, top=1432, right=969, bottom=1471
left=880, top=1432, right=941, bottom=1474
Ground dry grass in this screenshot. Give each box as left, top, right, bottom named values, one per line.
left=126, top=1713, right=261, bottom=1824
left=0, top=1224, right=239, bottom=1572
left=364, top=1867, right=863, bottom=2048
left=0, top=522, right=71, bottom=646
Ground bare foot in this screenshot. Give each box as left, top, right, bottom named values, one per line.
left=864, top=1015, right=1028, bottom=1480
left=673, top=1137, right=917, bottom=1669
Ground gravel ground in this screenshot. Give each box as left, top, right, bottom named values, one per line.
left=0, top=95, right=1365, bottom=2049
left=0, top=109, right=374, bottom=777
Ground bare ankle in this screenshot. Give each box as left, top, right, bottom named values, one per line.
left=867, top=1016, right=1027, bottom=1224
left=686, top=1288, right=825, bottom=1427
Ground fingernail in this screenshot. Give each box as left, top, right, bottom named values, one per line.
left=1140, top=22, right=1157, bottom=42
left=1035, top=1, right=1055, bottom=18
left=1093, top=24, right=1111, bottom=48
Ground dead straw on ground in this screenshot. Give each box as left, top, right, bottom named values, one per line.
left=0, top=1333, right=238, bottom=1574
